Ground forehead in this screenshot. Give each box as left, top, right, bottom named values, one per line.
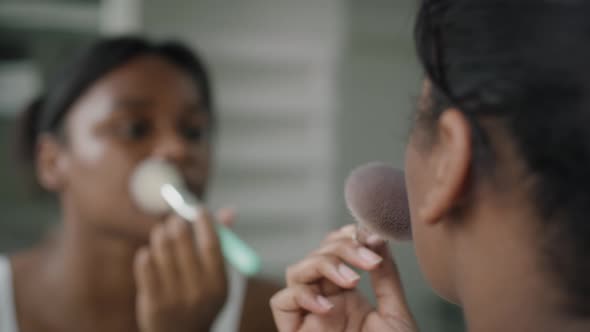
left=92, top=54, right=202, bottom=102
left=65, top=55, right=205, bottom=131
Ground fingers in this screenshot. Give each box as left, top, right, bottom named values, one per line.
left=150, top=221, right=180, bottom=299
left=287, top=234, right=383, bottom=288
left=193, top=209, right=226, bottom=278
left=324, top=224, right=386, bottom=248
left=322, top=224, right=357, bottom=244
left=135, top=210, right=229, bottom=325
left=216, top=207, right=236, bottom=228
left=134, top=247, right=160, bottom=301
left=270, top=285, right=334, bottom=332
left=368, top=244, right=413, bottom=320
left=315, top=239, right=383, bottom=270
left=273, top=225, right=414, bottom=331
left=287, top=254, right=360, bottom=289
left=170, top=217, right=202, bottom=295
left=284, top=224, right=384, bottom=301
left=355, top=226, right=387, bottom=248
left=153, top=211, right=225, bottom=300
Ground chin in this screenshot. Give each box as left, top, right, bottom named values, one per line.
left=421, top=270, right=460, bottom=305
left=415, top=249, right=459, bottom=305
left=434, top=289, right=461, bottom=306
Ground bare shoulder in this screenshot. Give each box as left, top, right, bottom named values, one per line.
left=238, top=277, right=283, bottom=332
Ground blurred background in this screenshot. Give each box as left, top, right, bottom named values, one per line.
left=0, top=0, right=464, bottom=330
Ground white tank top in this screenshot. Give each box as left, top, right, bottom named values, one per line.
left=0, top=256, right=246, bottom=332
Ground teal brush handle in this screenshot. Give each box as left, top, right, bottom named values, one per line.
left=215, top=224, right=261, bottom=276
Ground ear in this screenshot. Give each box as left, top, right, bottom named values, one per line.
left=419, top=109, right=472, bottom=225
left=36, top=134, right=69, bottom=192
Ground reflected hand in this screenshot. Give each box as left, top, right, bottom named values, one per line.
left=134, top=209, right=230, bottom=332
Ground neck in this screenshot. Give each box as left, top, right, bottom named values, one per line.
left=15, top=213, right=147, bottom=331
left=50, top=222, right=141, bottom=307
left=455, top=203, right=590, bottom=332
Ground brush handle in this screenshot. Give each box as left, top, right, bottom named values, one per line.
left=161, top=184, right=261, bottom=276
left=215, top=224, right=261, bottom=276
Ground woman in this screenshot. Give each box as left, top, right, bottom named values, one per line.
left=271, top=1, right=590, bottom=331
left=0, top=37, right=278, bottom=332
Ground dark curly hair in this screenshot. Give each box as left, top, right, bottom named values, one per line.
left=415, top=0, right=590, bottom=316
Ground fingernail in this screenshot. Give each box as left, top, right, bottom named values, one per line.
left=219, top=206, right=235, bottom=214
left=316, top=295, right=334, bottom=310
left=218, top=207, right=236, bottom=222
left=338, top=264, right=360, bottom=282
left=366, top=234, right=385, bottom=246
left=225, top=206, right=237, bottom=215
left=358, top=247, right=383, bottom=265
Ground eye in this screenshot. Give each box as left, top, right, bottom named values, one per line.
left=180, top=124, right=207, bottom=142
left=118, top=119, right=151, bottom=141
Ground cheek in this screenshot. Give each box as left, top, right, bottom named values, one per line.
left=68, top=127, right=138, bottom=199
left=68, top=98, right=113, bottom=163
left=405, top=140, right=431, bottom=266
left=66, top=125, right=147, bottom=218
left=70, top=128, right=106, bottom=164
left=68, top=147, right=138, bottom=208
left=65, top=144, right=157, bottom=238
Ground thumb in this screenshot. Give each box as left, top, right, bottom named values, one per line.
left=369, top=243, right=415, bottom=322
left=216, top=207, right=236, bottom=228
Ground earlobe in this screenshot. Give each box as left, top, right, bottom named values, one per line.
left=36, top=134, right=68, bottom=192
left=419, top=109, right=472, bottom=225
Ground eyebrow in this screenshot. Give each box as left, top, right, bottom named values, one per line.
left=114, top=97, right=155, bottom=111
left=183, top=101, right=206, bottom=113
left=113, top=97, right=207, bottom=117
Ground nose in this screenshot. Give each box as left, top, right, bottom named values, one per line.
left=151, top=131, right=190, bottom=164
